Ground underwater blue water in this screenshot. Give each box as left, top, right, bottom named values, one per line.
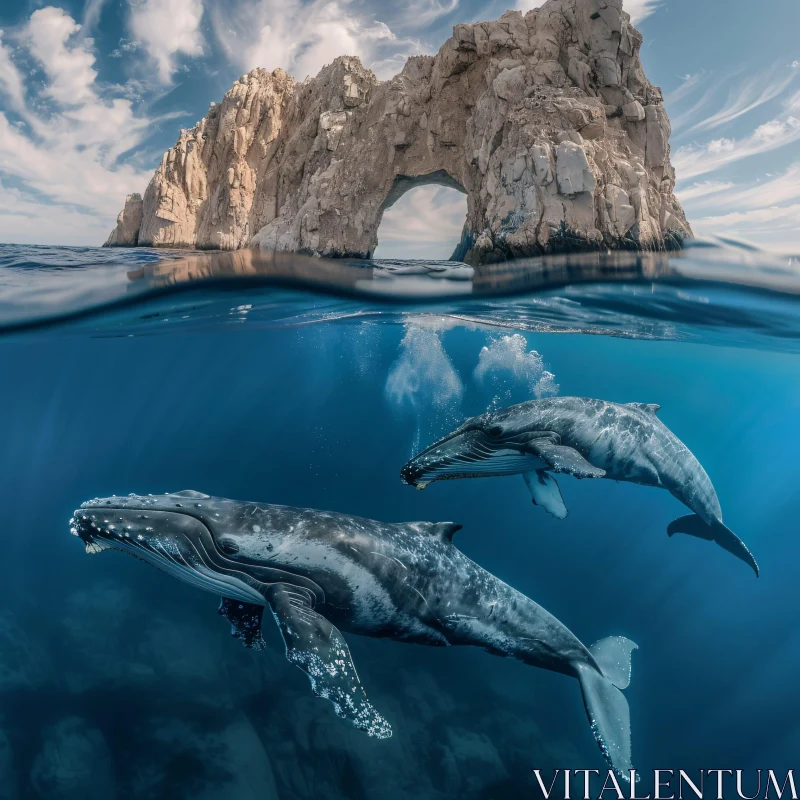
left=1, top=244, right=800, bottom=799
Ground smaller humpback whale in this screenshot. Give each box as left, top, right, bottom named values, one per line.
left=401, top=397, right=758, bottom=576
left=70, top=491, right=639, bottom=778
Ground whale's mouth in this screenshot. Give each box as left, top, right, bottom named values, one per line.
left=401, top=428, right=547, bottom=486
left=70, top=502, right=264, bottom=604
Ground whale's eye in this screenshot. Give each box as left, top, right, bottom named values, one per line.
left=219, top=538, right=239, bottom=555
left=487, top=425, right=503, bottom=437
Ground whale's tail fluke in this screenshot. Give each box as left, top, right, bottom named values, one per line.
left=577, top=636, right=638, bottom=780
left=667, top=514, right=759, bottom=577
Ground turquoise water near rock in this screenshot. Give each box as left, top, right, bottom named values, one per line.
left=1, top=243, right=799, bottom=799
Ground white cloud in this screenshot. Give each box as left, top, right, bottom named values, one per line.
left=25, top=7, right=97, bottom=106
left=209, top=0, right=418, bottom=80
left=0, top=31, right=25, bottom=111
left=722, top=164, right=800, bottom=208
left=128, top=0, right=205, bottom=83
left=680, top=164, right=800, bottom=210
left=0, top=8, right=174, bottom=245
left=673, top=116, right=800, bottom=179
left=621, top=0, right=663, bottom=24
left=517, top=0, right=661, bottom=25
left=0, top=178, right=115, bottom=245
left=678, top=165, right=800, bottom=254
left=676, top=180, right=735, bottom=203
left=691, top=204, right=800, bottom=254
left=668, top=66, right=800, bottom=142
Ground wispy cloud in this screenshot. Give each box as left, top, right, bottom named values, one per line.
left=669, top=78, right=728, bottom=134
left=82, top=0, right=110, bottom=33
left=208, top=0, right=416, bottom=81
left=517, top=0, right=661, bottom=25
left=670, top=65, right=800, bottom=251
left=684, top=67, right=798, bottom=134
left=128, top=0, right=205, bottom=83
left=0, top=32, right=25, bottom=111
left=680, top=164, right=800, bottom=210
left=622, top=0, right=663, bottom=24
left=691, top=204, right=800, bottom=254
left=676, top=180, right=735, bottom=204
left=673, top=115, right=800, bottom=180
left=665, top=72, right=704, bottom=107
left=678, top=164, right=800, bottom=254
left=387, top=0, right=460, bottom=29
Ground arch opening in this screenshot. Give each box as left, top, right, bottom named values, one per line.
left=373, top=171, right=468, bottom=261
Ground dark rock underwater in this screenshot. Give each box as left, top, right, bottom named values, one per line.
left=0, top=578, right=579, bottom=799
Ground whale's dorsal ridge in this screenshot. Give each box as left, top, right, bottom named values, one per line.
left=626, top=403, right=661, bottom=415
left=172, top=489, right=211, bottom=499
left=420, top=522, right=462, bottom=542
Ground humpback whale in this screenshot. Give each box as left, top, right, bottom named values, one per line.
left=401, top=397, right=758, bottom=576
left=70, top=490, right=639, bottom=777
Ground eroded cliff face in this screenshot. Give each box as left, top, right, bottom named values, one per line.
left=105, top=0, right=691, bottom=264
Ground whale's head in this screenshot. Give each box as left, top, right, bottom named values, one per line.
left=401, top=409, right=546, bottom=487
left=69, top=491, right=301, bottom=605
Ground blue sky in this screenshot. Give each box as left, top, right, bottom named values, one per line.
left=0, top=0, right=797, bottom=253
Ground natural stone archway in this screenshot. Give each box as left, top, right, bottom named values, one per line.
left=379, top=171, right=467, bottom=219
left=105, top=0, right=691, bottom=264
left=374, top=171, right=468, bottom=260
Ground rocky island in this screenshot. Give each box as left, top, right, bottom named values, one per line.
left=105, top=0, right=691, bottom=264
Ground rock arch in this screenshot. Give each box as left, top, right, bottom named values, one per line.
left=374, top=170, right=468, bottom=259
left=106, top=0, right=691, bottom=264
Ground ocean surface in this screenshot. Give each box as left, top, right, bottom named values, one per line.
left=1, top=241, right=799, bottom=800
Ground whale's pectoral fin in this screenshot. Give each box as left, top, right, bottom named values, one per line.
left=526, top=441, right=606, bottom=480
left=523, top=471, right=568, bottom=519
left=668, top=515, right=759, bottom=577
left=218, top=598, right=266, bottom=651
left=266, top=584, right=392, bottom=739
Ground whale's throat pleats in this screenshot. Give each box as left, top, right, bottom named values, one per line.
left=423, top=448, right=547, bottom=479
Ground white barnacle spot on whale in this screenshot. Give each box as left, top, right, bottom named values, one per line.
left=252, top=525, right=262, bottom=533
